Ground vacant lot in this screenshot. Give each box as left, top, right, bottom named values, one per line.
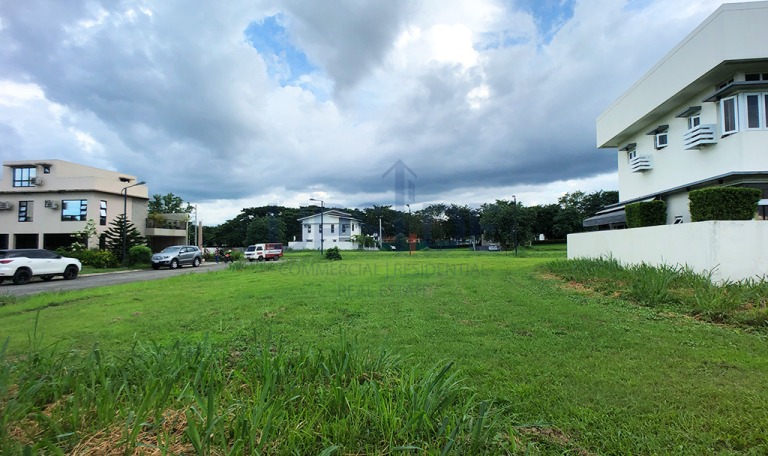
left=1, top=248, right=767, bottom=454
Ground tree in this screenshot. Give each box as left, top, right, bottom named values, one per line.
left=148, top=193, right=194, bottom=214
left=245, top=216, right=287, bottom=245
left=70, top=219, right=98, bottom=251
left=102, top=214, right=147, bottom=261
left=480, top=200, right=534, bottom=250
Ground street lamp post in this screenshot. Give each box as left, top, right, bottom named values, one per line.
left=122, top=181, right=146, bottom=265
left=406, top=204, right=412, bottom=256
left=309, top=198, right=324, bottom=255
left=512, top=195, right=518, bottom=255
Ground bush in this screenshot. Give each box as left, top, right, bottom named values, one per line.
left=57, top=248, right=119, bottom=268
left=625, top=200, right=666, bottom=228
left=325, top=247, right=342, bottom=261
left=128, top=245, right=152, bottom=266
left=689, top=187, right=761, bottom=221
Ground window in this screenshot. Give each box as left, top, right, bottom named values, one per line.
left=341, top=224, right=349, bottom=233
left=100, top=200, right=107, bottom=225
left=62, top=199, right=88, bottom=221
left=12, top=167, right=36, bottom=187
left=674, top=216, right=683, bottom=224
left=721, top=96, right=738, bottom=135
left=43, top=165, right=51, bottom=174
left=331, top=224, right=335, bottom=233
left=626, top=148, right=637, bottom=161
left=743, top=92, right=768, bottom=130
left=745, top=73, right=768, bottom=82
left=18, top=201, right=32, bottom=222
left=306, top=224, right=311, bottom=233
left=688, top=114, right=701, bottom=130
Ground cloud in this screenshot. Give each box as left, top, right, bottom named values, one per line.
left=0, top=0, right=755, bottom=224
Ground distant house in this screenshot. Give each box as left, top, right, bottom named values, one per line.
left=570, top=2, right=768, bottom=282
left=0, top=159, right=186, bottom=251
left=585, top=1, right=768, bottom=229
left=289, top=210, right=362, bottom=250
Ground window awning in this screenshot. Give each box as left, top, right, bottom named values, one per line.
left=582, top=210, right=627, bottom=228
left=645, top=125, right=669, bottom=135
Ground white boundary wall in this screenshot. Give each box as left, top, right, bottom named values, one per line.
left=288, top=241, right=359, bottom=250
left=567, top=221, right=768, bottom=282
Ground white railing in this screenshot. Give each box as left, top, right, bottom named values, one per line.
left=683, top=124, right=717, bottom=149
left=629, top=154, right=652, bottom=172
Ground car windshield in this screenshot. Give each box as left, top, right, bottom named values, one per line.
left=160, top=246, right=182, bottom=253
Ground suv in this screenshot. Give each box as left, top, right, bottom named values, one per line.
left=151, top=245, right=202, bottom=270
left=0, top=249, right=82, bottom=285
left=245, top=243, right=283, bottom=261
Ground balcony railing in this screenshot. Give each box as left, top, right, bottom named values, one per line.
left=683, top=124, right=717, bottom=149
left=629, top=155, right=652, bottom=173
left=146, top=218, right=186, bottom=230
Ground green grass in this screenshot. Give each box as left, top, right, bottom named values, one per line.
left=1, top=247, right=768, bottom=454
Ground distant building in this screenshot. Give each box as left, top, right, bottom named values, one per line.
left=585, top=1, right=768, bottom=228
left=0, top=159, right=185, bottom=251
left=289, top=210, right=362, bottom=250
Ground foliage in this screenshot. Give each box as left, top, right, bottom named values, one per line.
left=56, top=248, right=119, bottom=268
left=479, top=199, right=534, bottom=249
left=351, top=234, right=376, bottom=248
left=101, top=214, right=147, bottom=262
left=68, top=219, right=99, bottom=251
left=148, top=193, right=194, bottom=214
left=245, top=215, right=287, bottom=245
left=689, top=187, right=761, bottom=221
left=127, top=245, right=152, bottom=266
left=324, top=246, right=342, bottom=260
left=625, top=200, right=667, bottom=227
left=393, top=233, right=408, bottom=250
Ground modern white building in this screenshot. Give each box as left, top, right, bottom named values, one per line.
left=288, top=210, right=362, bottom=250
left=585, top=1, right=768, bottom=228
left=0, top=159, right=185, bottom=251
left=571, top=1, right=768, bottom=281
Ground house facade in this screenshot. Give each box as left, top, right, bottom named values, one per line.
left=586, top=1, right=768, bottom=228
left=0, top=159, right=185, bottom=251
left=288, top=210, right=362, bottom=250
left=571, top=2, right=768, bottom=281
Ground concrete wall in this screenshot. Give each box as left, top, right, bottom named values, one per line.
left=288, top=241, right=359, bottom=251
left=567, top=221, right=768, bottom=282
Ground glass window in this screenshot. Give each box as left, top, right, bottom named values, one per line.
left=627, top=148, right=637, bottom=161
left=62, top=199, right=88, bottom=221
left=746, top=94, right=762, bottom=129
left=688, top=115, right=701, bottom=130
left=100, top=200, right=107, bottom=226
left=331, top=224, right=335, bottom=233
left=12, top=167, right=36, bottom=187
left=18, top=201, right=32, bottom=222
left=721, top=96, right=737, bottom=135
left=306, top=224, right=311, bottom=233
left=654, top=132, right=668, bottom=149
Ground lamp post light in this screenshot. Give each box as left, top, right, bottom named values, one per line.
left=512, top=195, right=518, bottom=255
left=309, top=198, right=324, bottom=255
left=122, top=181, right=146, bottom=265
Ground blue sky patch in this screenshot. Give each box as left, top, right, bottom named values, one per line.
left=511, top=0, right=576, bottom=42
left=244, top=14, right=317, bottom=86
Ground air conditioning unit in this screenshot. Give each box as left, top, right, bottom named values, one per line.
left=32, top=177, right=43, bottom=186
left=44, top=200, right=59, bottom=209
left=0, top=201, right=13, bottom=210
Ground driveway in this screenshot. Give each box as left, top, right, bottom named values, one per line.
left=0, top=261, right=229, bottom=297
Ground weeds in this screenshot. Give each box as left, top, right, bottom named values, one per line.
left=1, top=331, right=503, bottom=454
left=544, top=259, right=768, bottom=328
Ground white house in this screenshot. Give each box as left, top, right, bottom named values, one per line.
left=0, top=159, right=186, bottom=251
left=585, top=1, right=768, bottom=228
left=570, top=2, right=768, bottom=281
left=288, top=210, right=362, bottom=250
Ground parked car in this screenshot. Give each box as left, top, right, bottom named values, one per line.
left=151, top=245, right=202, bottom=270
left=488, top=244, right=501, bottom=251
left=0, top=249, right=82, bottom=285
left=244, top=243, right=283, bottom=261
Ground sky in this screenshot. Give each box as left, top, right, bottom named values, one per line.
left=0, top=0, right=756, bottom=225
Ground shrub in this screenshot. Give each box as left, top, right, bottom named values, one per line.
left=325, top=246, right=342, bottom=261
left=128, top=245, right=152, bottom=266
left=57, top=248, right=120, bottom=268
left=625, top=200, right=666, bottom=228
left=689, top=187, right=761, bottom=221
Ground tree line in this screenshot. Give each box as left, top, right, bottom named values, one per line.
left=179, top=190, right=618, bottom=249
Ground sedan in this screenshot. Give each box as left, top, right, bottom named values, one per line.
left=0, top=249, right=82, bottom=285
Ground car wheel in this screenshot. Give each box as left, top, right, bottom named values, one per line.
left=170, top=259, right=179, bottom=269
left=152, top=264, right=160, bottom=270
left=193, top=257, right=201, bottom=267
left=12, top=269, right=32, bottom=285
left=41, top=275, right=54, bottom=282
left=63, top=265, right=79, bottom=280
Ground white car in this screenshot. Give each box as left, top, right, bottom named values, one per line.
left=0, top=249, right=82, bottom=285
left=488, top=244, right=501, bottom=251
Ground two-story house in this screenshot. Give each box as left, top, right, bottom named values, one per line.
left=585, top=1, right=768, bottom=229
left=571, top=1, right=768, bottom=282
left=289, top=210, right=362, bottom=250
left=0, top=159, right=185, bottom=251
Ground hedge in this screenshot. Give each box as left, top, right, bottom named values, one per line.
left=625, top=200, right=667, bottom=228
left=689, top=187, right=761, bottom=221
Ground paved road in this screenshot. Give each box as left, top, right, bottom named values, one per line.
left=0, top=261, right=229, bottom=297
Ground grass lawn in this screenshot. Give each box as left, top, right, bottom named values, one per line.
left=1, top=246, right=767, bottom=454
